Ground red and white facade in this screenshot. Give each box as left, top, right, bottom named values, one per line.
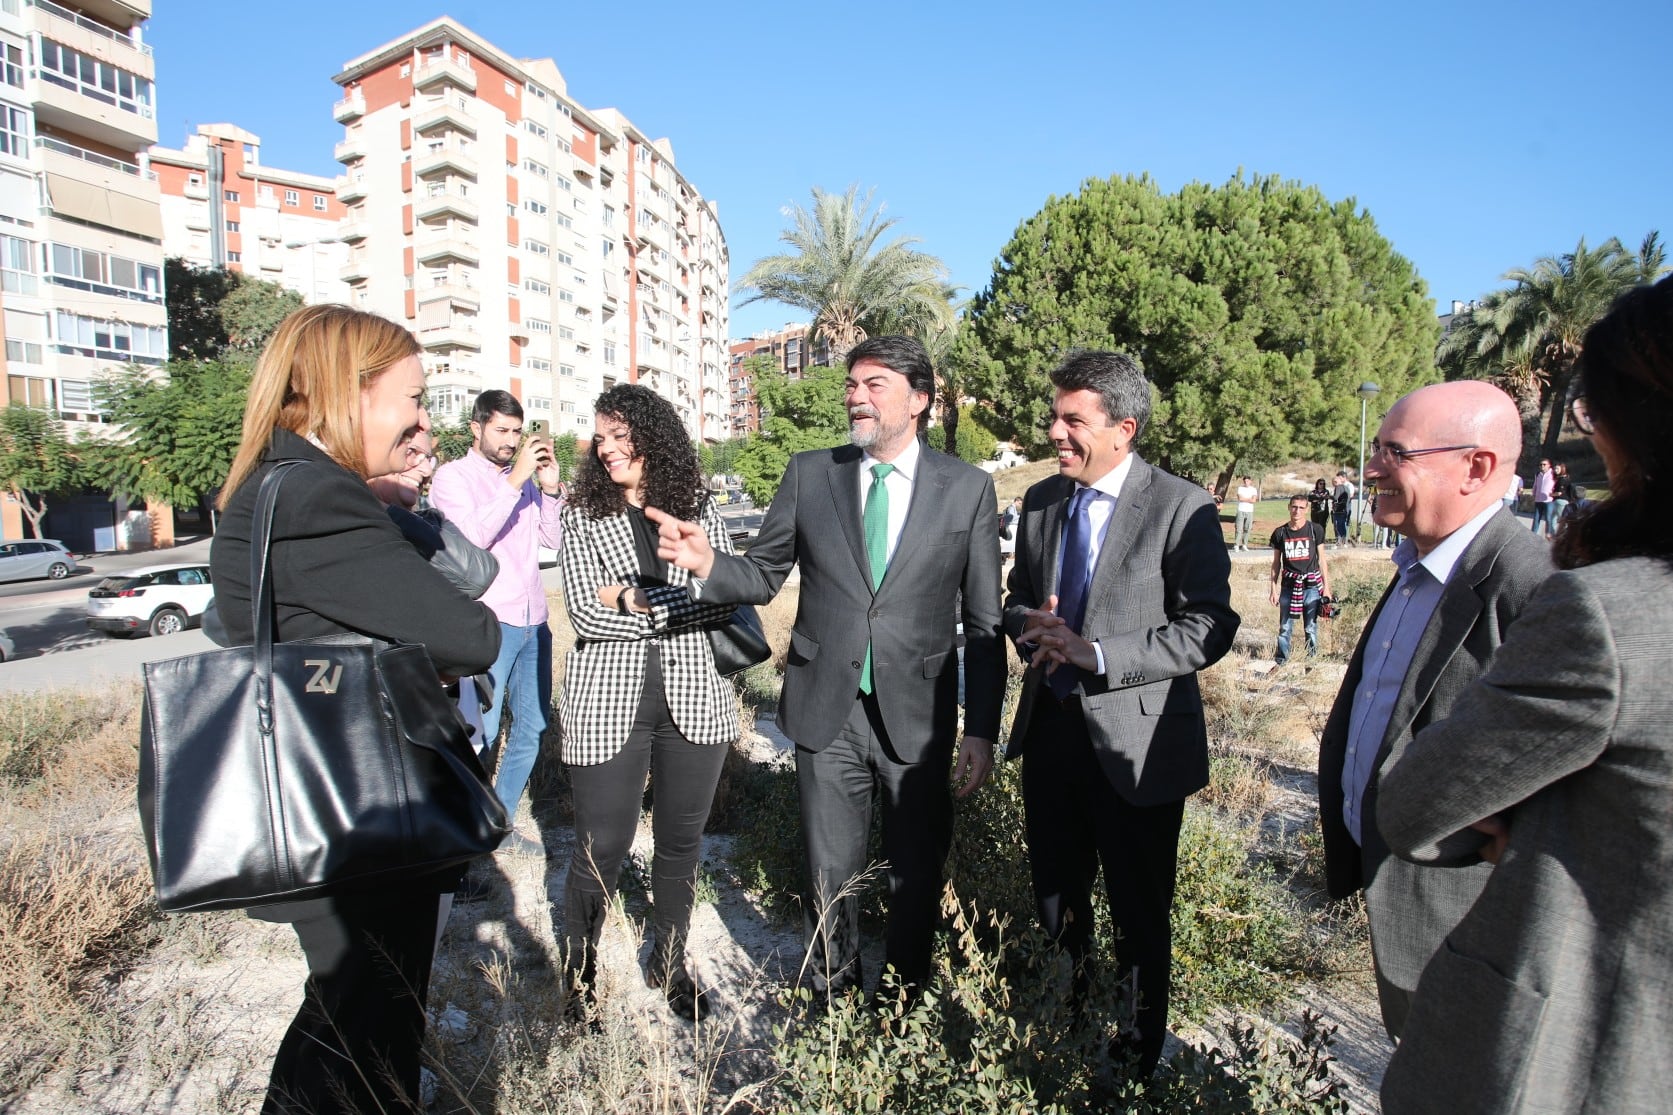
left=331, top=18, right=730, bottom=440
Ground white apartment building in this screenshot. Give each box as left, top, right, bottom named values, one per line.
left=150, top=122, right=348, bottom=305
left=0, top=0, right=164, bottom=436
left=331, top=18, right=730, bottom=441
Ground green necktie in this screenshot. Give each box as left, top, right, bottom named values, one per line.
left=859, top=462, right=894, bottom=694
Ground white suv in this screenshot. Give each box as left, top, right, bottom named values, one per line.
left=86, top=563, right=215, bottom=638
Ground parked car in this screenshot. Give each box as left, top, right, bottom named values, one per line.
left=0, top=539, right=79, bottom=583
left=0, top=627, right=13, bottom=662
left=86, top=563, right=215, bottom=638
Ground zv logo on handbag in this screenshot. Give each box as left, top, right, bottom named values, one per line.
left=303, top=659, right=344, bottom=694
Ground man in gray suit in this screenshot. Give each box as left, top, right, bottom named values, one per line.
left=652, top=336, right=1004, bottom=996
left=1318, top=379, right=1551, bottom=1039
left=1006, top=351, right=1239, bottom=1074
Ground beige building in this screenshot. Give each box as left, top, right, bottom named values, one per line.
left=0, top=0, right=163, bottom=436
left=331, top=18, right=730, bottom=440
left=727, top=322, right=828, bottom=435
left=150, top=123, right=348, bottom=305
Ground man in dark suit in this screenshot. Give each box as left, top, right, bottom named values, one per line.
left=1317, top=380, right=1550, bottom=1039
left=1005, top=351, right=1239, bottom=1074
left=651, top=336, right=1004, bottom=996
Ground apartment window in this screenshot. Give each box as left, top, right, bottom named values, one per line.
left=558, top=326, right=574, bottom=341
left=313, top=195, right=327, bottom=211
left=224, top=189, right=239, bottom=202
left=524, top=81, right=547, bottom=101
left=2, top=43, right=22, bottom=89
left=558, top=288, right=575, bottom=304
left=603, top=342, right=617, bottom=366
left=8, top=374, right=51, bottom=407
left=524, top=120, right=546, bottom=140
left=45, top=244, right=162, bottom=302
left=601, top=238, right=614, bottom=258
left=243, top=142, right=256, bottom=162
left=522, top=158, right=548, bottom=179
left=526, top=318, right=551, bottom=334
left=4, top=338, right=40, bottom=364
left=35, top=40, right=154, bottom=118
left=0, top=235, right=34, bottom=294
left=639, top=208, right=655, bottom=226
left=226, top=219, right=240, bottom=232
left=636, top=146, right=650, bottom=165
left=525, top=277, right=550, bottom=295
left=227, top=250, right=241, bottom=262
left=284, top=189, right=299, bottom=206
left=504, top=79, right=516, bottom=96
left=58, top=379, right=99, bottom=413
left=555, top=175, right=572, bottom=193
left=527, top=396, right=551, bottom=413
left=258, top=185, right=274, bottom=202
left=602, top=204, right=615, bottom=228
left=188, top=173, right=202, bottom=188
left=556, top=251, right=573, bottom=267
left=527, top=356, right=551, bottom=373
left=523, top=239, right=548, bottom=257
left=51, top=311, right=166, bottom=363
left=523, top=198, right=547, bottom=216
left=0, top=104, right=26, bottom=157
left=560, top=364, right=576, bottom=378
left=554, top=213, right=573, bottom=230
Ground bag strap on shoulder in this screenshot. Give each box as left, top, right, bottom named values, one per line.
left=249, top=461, right=304, bottom=736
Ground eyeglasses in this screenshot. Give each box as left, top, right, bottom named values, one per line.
left=1569, top=393, right=1594, bottom=436
left=1369, top=439, right=1478, bottom=465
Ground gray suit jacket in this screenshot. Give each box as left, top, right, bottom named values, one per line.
left=1317, top=507, right=1550, bottom=1031
left=702, top=442, right=1004, bottom=760
left=1379, top=556, right=1673, bottom=1115
left=1002, top=459, right=1239, bottom=805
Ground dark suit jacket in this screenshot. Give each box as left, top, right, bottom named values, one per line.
left=1317, top=507, right=1550, bottom=1009
left=1002, top=458, right=1239, bottom=805
left=1379, top=557, right=1673, bottom=1115
left=701, top=441, right=1004, bottom=760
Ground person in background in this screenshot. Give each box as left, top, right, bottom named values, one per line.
left=1308, top=478, right=1332, bottom=532
left=1529, top=457, right=1557, bottom=536
left=1269, top=494, right=1331, bottom=666
left=210, top=306, right=499, bottom=1114
left=1379, top=273, right=1673, bottom=1115
left=429, top=391, right=564, bottom=853
left=1503, top=470, right=1522, bottom=513
left=557, top=385, right=741, bottom=1021
left=1233, top=475, right=1259, bottom=551
left=1549, top=461, right=1573, bottom=527
left=1316, top=380, right=1550, bottom=1039
left=1331, top=471, right=1355, bottom=547
left=1001, top=495, right=1022, bottom=564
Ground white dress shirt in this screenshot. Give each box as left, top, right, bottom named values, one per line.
left=860, top=435, right=920, bottom=566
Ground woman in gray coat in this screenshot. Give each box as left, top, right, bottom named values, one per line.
left=1378, top=274, right=1673, bottom=1115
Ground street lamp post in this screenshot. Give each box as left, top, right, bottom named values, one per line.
left=1355, top=382, right=1381, bottom=543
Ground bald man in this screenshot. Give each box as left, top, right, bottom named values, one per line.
left=1317, top=381, right=1552, bottom=1039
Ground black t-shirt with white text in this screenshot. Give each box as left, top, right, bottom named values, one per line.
left=1271, top=522, right=1325, bottom=578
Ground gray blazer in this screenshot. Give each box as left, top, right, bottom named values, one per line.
left=701, top=442, right=1004, bottom=760
left=1379, top=556, right=1673, bottom=1115
left=1317, top=507, right=1550, bottom=1033
left=1002, top=460, right=1239, bottom=805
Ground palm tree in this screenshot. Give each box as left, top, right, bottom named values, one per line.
left=1440, top=232, right=1667, bottom=461
left=738, top=186, right=954, bottom=365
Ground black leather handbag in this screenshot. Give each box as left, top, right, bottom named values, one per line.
left=137, top=463, right=510, bottom=913
left=706, top=605, right=771, bottom=676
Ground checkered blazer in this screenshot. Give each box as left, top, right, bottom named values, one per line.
left=557, top=496, right=741, bottom=765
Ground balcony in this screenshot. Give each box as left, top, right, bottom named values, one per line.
left=334, top=135, right=367, bottom=164
left=30, top=71, right=156, bottom=152
left=415, top=280, right=479, bottom=313
left=33, top=136, right=154, bottom=194
left=338, top=218, right=367, bottom=243
left=419, top=321, right=482, bottom=352
left=32, top=0, right=153, bottom=74
left=332, top=90, right=366, bottom=123
left=413, top=54, right=477, bottom=93
left=339, top=253, right=371, bottom=283
left=335, top=174, right=368, bottom=203
left=413, top=141, right=477, bottom=180
left=412, top=97, right=476, bottom=137
left=414, top=187, right=478, bottom=224
left=414, top=233, right=479, bottom=266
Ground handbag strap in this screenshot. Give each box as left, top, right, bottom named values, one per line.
left=249, top=460, right=303, bottom=737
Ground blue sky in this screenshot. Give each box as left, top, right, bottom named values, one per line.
left=151, top=0, right=1669, bottom=339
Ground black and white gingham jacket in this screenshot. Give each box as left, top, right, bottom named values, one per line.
left=557, top=497, right=741, bottom=765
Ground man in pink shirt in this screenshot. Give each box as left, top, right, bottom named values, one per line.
left=430, top=390, right=564, bottom=847
left=1530, top=457, right=1557, bottom=537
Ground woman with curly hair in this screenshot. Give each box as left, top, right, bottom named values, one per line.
left=558, top=384, right=742, bottom=1020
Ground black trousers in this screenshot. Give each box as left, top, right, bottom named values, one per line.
left=263, top=890, right=441, bottom=1115
left=1021, top=694, right=1185, bottom=1075
left=563, top=650, right=730, bottom=982
left=796, top=691, right=952, bottom=994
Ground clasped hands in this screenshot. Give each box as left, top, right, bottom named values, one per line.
left=1016, top=594, right=1098, bottom=675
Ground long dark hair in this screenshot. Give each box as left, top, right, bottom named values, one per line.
left=1553, top=274, right=1673, bottom=569
left=568, top=384, right=706, bottom=522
